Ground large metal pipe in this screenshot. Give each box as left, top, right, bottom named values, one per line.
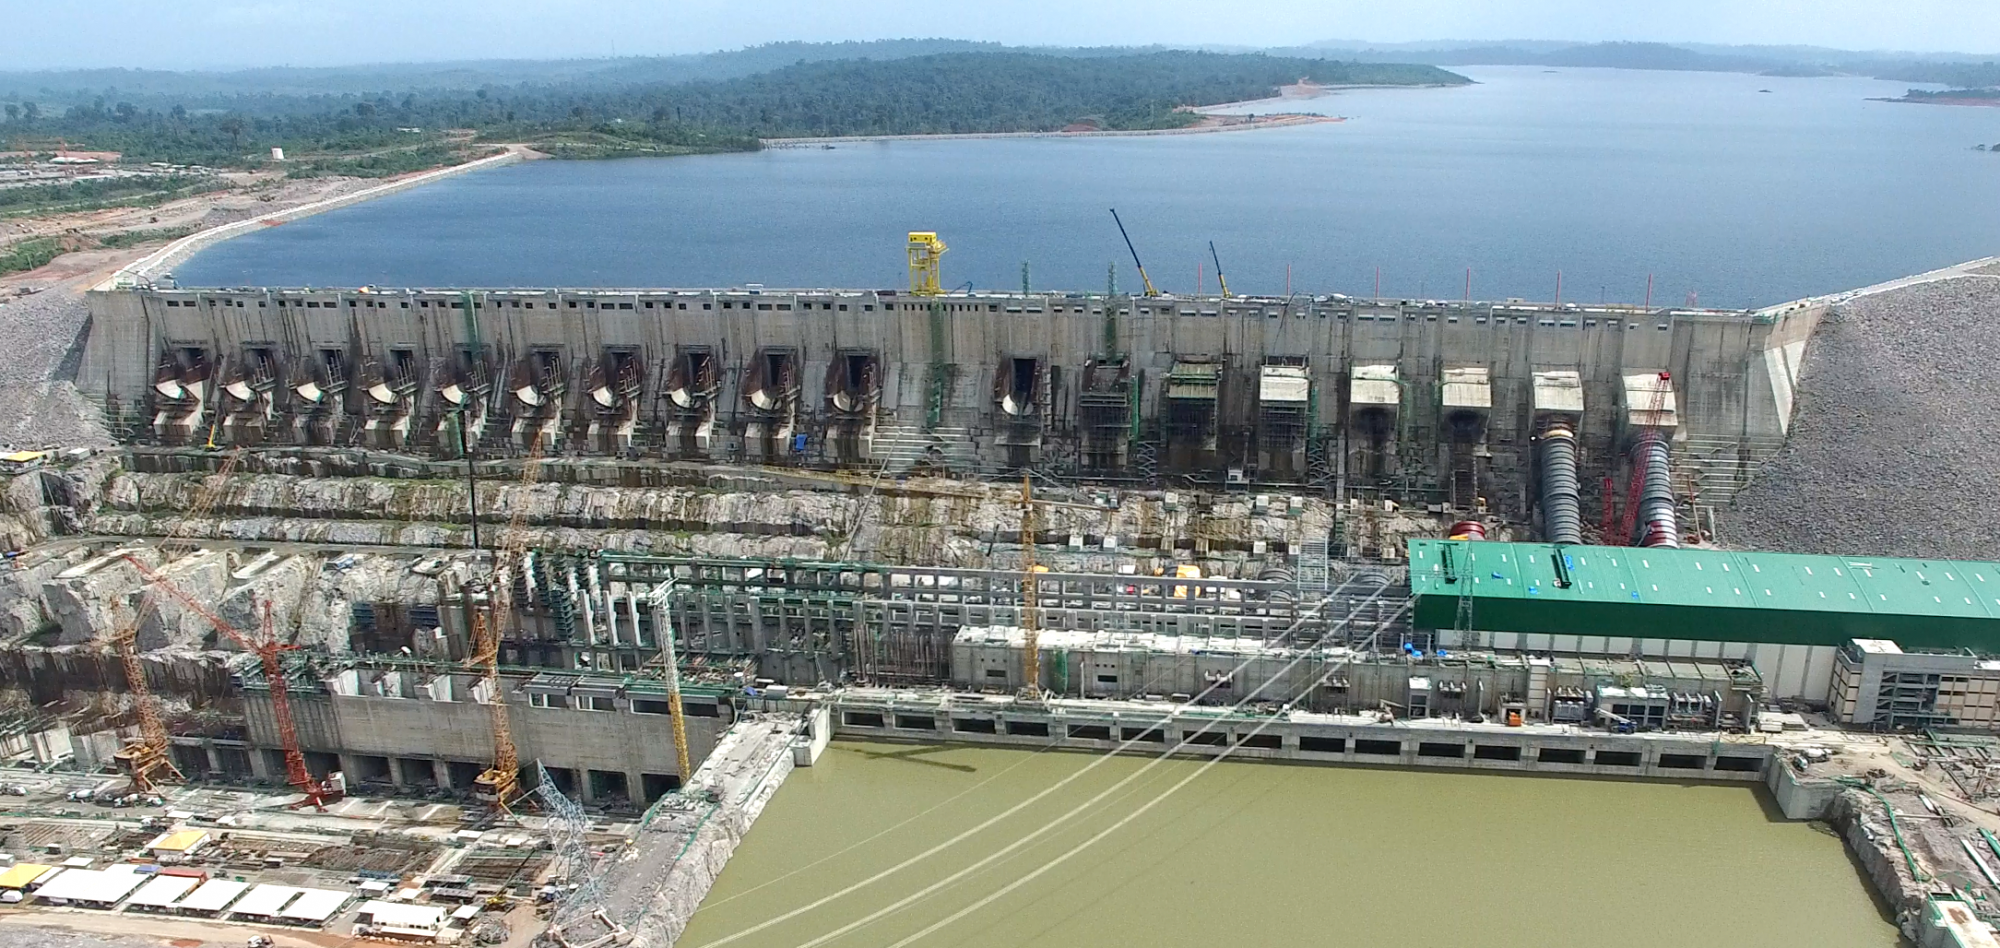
left=1633, top=438, right=1680, bottom=548
left=1537, top=426, right=1583, bottom=545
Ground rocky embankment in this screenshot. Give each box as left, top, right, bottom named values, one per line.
left=1725, top=276, right=2000, bottom=559
left=0, top=284, right=113, bottom=453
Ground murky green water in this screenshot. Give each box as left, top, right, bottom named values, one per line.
left=680, top=741, right=1896, bottom=948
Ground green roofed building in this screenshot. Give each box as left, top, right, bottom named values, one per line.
left=1408, top=540, right=2000, bottom=653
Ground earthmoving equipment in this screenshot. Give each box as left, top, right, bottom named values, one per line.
left=1110, top=209, right=1158, bottom=296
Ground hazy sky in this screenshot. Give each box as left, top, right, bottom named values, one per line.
left=4, top=0, right=1998, bottom=70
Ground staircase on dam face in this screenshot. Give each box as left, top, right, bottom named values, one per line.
left=869, top=424, right=980, bottom=474
left=1673, top=434, right=1785, bottom=505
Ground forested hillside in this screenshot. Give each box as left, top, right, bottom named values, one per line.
left=0, top=51, right=1467, bottom=167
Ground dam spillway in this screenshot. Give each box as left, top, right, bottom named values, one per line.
left=78, top=285, right=1815, bottom=526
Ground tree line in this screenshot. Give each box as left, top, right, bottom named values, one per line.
left=0, top=51, right=1467, bottom=168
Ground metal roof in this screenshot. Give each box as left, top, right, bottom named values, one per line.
left=230, top=883, right=302, bottom=917
left=0, top=864, right=51, bottom=889
left=126, top=875, right=200, bottom=908
left=280, top=887, right=351, bottom=922
left=1409, top=540, right=2000, bottom=651
left=178, top=879, right=249, bottom=913
left=35, top=866, right=145, bottom=904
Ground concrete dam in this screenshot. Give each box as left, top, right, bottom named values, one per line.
left=79, top=285, right=1817, bottom=531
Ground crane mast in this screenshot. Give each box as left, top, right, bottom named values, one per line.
left=121, top=556, right=340, bottom=809
left=1019, top=475, right=1042, bottom=699
left=109, top=448, right=243, bottom=794
left=473, top=450, right=544, bottom=812
left=1209, top=241, right=1232, bottom=298
left=645, top=581, right=693, bottom=786
left=470, top=596, right=522, bottom=810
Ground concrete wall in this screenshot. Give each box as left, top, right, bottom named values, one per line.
left=79, top=286, right=1804, bottom=514
left=243, top=672, right=729, bottom=802
left=833, top=691, right=1774, bottom=783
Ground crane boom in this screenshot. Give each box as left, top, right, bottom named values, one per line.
left=121, top=555, right=340, bottom=809
left=1109, top=209, right=1158, bottom=297
left=473, top=449, right=543, bottom=812
left=645, top=582, right=693, bottom=786
left=1019, top=475, right=1041, bottom=700
left=109, top=448, right=243, bottom=793
left=1209, top=241, right=1231, bottom=299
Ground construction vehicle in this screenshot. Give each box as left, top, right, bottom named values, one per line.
left=644, top=581, right=692, bottom=786
left=121, top=557, right=343, bottom=810
left=1209, top=241, right=1232, bottom=298
left=1018, top=475, right=1045, bottom=701
left=1110, top=209, right=1158, bottom=296
left=106, top=448, right=243, bottom=793
left=468, top=595, right=522, bottom=811
left=472, top=451, right=545, bottom=813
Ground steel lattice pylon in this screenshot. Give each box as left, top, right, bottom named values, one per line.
left=535, top=761, right=603, bottom=928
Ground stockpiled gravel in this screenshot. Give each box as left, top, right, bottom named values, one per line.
left=1725, top=276, right=2000, bottom=560
left=0, top=284, right=112, bottom=451
left=5, top=931, right=160, bottom=948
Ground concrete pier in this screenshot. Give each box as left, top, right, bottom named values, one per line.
left=568, top=710, right=821, bottom=948
left=829, top=688, right=1775, bottom=783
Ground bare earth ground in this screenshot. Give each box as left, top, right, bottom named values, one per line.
left=0, top=911, right=345, bottom=948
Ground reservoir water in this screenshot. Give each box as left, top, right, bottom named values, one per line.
left=178, top=66, right=2000, bottom=308
left=677, top=741, right=1895, bottom=948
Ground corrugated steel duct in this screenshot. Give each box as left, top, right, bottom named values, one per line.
left=1634, top=439, right=1680, bottom=548
left=1538, top=426, right=1583, bottom=545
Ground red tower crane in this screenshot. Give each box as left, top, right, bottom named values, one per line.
left=122, top=556, right=342, bottom=810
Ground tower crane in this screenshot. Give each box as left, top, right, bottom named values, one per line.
left=107, top=448, right=243, bottom=793
left=1110, top=209, right=1158, bottom=297
left=121, top=556, right=343, bottom=810
left=472, top=450, right=545, bottom=813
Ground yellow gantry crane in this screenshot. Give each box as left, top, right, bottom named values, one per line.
left=908, top=231, right=948, bottom=296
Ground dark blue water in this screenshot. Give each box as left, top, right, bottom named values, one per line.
left=177, top=66, right=2000, bottom=307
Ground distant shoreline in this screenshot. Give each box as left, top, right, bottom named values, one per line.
left=1875, top=95, right=2000, bottom=108
left=761, top=112, right=1343, bottom=146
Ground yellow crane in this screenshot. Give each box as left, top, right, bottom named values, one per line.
left=644, top=581, right=693, bottom=786
left=1018, top=475, right=1043, bottom=700
left=1110, top=209, right=1158, bottom=297
left=109, top=448, right=243, bottom=793
left=472, top=450, right=543, bottom=812
left=908, top=232, right=947, bottom=296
